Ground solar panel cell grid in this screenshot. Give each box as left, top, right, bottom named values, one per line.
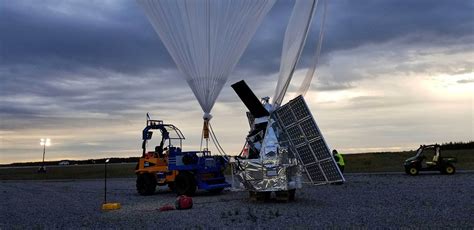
left=305, top=164, right=326, bottom=182
left=296, top=145, right=315, bottom=165
left=276, top=105, right=296, bottom=127
left=309, top=139, right=330, bottom=161
left=273, top=95, right=344, bottom=184
left=291, top=97, right=311, bottom=120
left=321, top=160, right=341, bottom=181
left=299, top=118, right=320, bottom=140
left=287, top=125, right=305, bottom=146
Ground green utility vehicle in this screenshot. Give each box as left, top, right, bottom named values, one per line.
left=404, top=144, right=457, bottom=176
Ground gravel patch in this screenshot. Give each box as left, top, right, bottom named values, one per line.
left=1, top=172, right=473, bottom=229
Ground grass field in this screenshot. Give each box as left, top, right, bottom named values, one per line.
left=344, top=149, right=474, bottom=173
left=0, top=163, right=137, bottom=180
left=1, top=149, right=472, bottom=180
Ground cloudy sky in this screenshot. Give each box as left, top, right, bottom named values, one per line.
left=1, top=0, right=473, bottom=164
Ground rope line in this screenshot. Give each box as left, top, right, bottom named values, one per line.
left=208, top=122, right=227, bottom=156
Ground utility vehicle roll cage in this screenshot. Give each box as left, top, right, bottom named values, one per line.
left=415, top=144, right=440, bottom=158
left=142, top=120, right=185, bottom=156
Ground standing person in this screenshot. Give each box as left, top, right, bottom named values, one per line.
left=333, top=149, right=345, bottom=173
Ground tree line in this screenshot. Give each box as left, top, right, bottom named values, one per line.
left=440, top=141, right=474, bottom=150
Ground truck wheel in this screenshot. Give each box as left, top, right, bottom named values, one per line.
left=444, top=165, right=455, bottom=175
left=407, top=167, right=419, bottom=176
left=136, top=173, right=156, bottom=196
left=175, top=172, right=196, bottom=196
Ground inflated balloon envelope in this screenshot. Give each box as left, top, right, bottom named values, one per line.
left=137, top=0, right=277, bottom=143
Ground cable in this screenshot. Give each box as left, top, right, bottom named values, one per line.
left=237, top=139, right=248, bottom=157
left=199, top=126, right=204, bottom=152
left=209, top=130, right=223, bottom=156
left=208, top=122, right=226, bottom=156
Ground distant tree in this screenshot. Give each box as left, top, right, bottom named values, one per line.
left=440, top=141, right=474, bottom=150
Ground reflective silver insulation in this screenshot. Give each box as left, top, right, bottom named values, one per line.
left=234, top=147, right=302, bottom=192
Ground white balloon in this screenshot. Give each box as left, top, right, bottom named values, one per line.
left=137, top=0, right=276, bottom=118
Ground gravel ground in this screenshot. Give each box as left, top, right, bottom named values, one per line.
left=1, top=172, right=473, bottom=229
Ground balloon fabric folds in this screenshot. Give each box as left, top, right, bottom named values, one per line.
left=273, top=0, right=317, bottom=107
left=137, top=0, right=276, bottom=120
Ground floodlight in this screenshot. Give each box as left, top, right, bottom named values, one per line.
left=38, top=138, right=51, bottom=174
left=40, top=138, right=51, bottom=146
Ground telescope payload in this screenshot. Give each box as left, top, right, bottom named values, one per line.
left=232, top=80, right=344, bottom=200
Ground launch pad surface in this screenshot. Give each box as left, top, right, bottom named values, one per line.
left=1, top=173, right=472, bottom=228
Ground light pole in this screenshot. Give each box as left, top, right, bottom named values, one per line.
left=101, top=158, right=121, bottom=211
left=104, top=158, right=110, bottom=204
left=38, top=138, right=51, bottom=173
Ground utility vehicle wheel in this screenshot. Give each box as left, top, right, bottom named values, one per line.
left=443, top=165, right=455, bottom=175
left=407, top=167, right=419, bottom=176
left=136, top=173, right=157, bottom=196
left=168, top=182, right=176, bottom=191
left=208, top=187, right=224, bottom=194
left=175, top=172, right=196, bottom=196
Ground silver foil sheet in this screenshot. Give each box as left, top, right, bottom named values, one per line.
left=234, top=147, right=302, bottom=191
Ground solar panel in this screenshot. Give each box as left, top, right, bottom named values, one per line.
left=273, top=95, right=344, bottom=184
left=304, top=163, right=326, bottom=183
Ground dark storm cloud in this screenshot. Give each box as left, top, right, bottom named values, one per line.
left=322, top=0, right=473, bottom=50
left=1, top=0, right=472, bottom=125
left=241, top=0, right=474, bottom=75
left=0, top=0, right=173, bottom=74
left=0, top=58, right=199, bottom=126
left=2, top=0, right=472, bottom=76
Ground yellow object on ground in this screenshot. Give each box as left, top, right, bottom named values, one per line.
left=101, top=202, right=121, bottom=211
